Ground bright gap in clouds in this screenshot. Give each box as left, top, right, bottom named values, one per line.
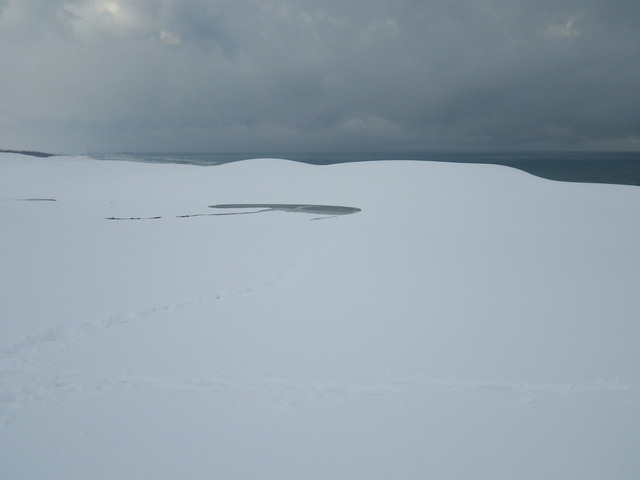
left=65, top=0, right=182, bottom=44
left=100, top=1, right=121, bottom=15
left=65, top=0, right=137, bottom=32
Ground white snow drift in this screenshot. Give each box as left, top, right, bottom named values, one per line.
left=1, top=153, right=639, bottom=479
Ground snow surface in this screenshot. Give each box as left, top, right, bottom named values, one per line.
left=1, top=153, right=639, bottom=479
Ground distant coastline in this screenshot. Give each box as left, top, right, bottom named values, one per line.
left=88, top=151, right=640, bottom=186
left=2, top=149, right=638, bottom=186
left=0, top=149, right=56, bottom=158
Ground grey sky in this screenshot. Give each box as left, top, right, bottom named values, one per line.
left=1, top=0, right=639, bottom=153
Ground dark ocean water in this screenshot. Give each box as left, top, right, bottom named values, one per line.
left=88, top=151, right=640, bottom=186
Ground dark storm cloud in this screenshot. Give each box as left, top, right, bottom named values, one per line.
left=1, top=0, right=639, bottom=152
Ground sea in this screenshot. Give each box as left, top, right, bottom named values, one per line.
left=86, top=151, right=640, bottom=186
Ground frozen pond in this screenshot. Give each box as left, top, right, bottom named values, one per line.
left=209, top=203, right=361, bottom=218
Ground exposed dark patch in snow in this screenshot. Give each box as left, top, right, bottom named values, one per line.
left=17, top=198, right=57, bottom=202
left=105, top=204, right=361, bottom=221
left=210, top=203, right=362, bottom=216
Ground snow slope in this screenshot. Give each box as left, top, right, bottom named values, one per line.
left=1, top=153, right=639, bottom=479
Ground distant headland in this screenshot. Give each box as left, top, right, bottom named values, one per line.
left=0, top=149, right=56, bottom=158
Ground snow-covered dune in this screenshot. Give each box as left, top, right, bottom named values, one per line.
left=1, top=153, right=639, bottom=479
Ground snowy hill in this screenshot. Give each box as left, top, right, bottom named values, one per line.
left=1, top=153, right=639, bottom=479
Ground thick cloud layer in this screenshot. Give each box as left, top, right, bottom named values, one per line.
left=1, top=0, right=639, bottom=152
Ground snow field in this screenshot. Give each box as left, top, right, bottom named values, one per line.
left=1, top=154, right=639, bottom=479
